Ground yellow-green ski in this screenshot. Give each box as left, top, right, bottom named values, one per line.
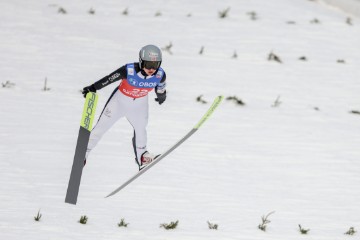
left=66, top=92, right=98, bottom=205
left=194, top=95, right=223, bottom=129
left=80, top=92, right=98, bottom=131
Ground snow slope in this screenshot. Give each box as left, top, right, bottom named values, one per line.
left=323, top=0, right=360, bottom=17
left=0, top=0, right=360, bottom=239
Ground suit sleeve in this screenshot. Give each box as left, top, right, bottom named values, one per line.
left=155, top=72, right=166, bottom=94
left=93, top=65, right=127, bottom=90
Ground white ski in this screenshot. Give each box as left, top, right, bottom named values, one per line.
left=105, top=95, right=223, bottom=198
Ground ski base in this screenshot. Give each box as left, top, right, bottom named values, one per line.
left=65, top=127, right=90, bottom=204
left=65, top=92, right=98, bottom=205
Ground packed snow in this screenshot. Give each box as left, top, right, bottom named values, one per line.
left=323, top=0, right=360, bottom=17
left=0, top=0, right=359, bottom=239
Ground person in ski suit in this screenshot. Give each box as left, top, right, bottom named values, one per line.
left=82, top=45, right=166, bottom=170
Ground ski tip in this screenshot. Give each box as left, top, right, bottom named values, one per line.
left=216, top=95, right=224, bottom=103
left=194, top=95, right=223, bottom=129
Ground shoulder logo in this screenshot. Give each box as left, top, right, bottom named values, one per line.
left=156, top=71, right=163, bottom=78
left=128, top=67, right=134, bottom=76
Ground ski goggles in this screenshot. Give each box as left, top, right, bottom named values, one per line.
left=143, top=61, right=161, bottom=70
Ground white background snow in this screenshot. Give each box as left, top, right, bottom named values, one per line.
left=0, top=0, right=359, bottom=239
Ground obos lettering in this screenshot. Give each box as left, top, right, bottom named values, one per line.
left=83, top=93, right=96, bottom=129
left=139, top=82, right=156, bottom=87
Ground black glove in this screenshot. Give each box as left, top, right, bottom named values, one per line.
left=155, top=91, right=166, bottom=105
left=82, top=84, right=96, bottom=98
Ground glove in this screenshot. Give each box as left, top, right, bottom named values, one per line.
left=82, top=84, right=96, bottom=98
left=155, top=90, right=166, bottom=105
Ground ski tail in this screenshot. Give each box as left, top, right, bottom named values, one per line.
left=65, top=92, right=98, bottom=205
left=105, top=95, right=223, bottom=198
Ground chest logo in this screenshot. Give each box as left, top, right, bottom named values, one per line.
left=128, top=78, right=138, bottom=86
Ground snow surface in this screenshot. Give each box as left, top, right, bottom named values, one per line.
left=323, top=0, right=360, bottom=17
left=1, top=0, right=360, bottom=239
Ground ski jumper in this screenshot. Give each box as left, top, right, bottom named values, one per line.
left=86, top=63, right=166, bottom=166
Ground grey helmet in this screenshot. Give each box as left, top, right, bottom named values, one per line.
left=139, top=44, right=162, bottom=69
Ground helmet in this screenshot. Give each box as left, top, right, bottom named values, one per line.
left=139, top=45, right=162, bottom=69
